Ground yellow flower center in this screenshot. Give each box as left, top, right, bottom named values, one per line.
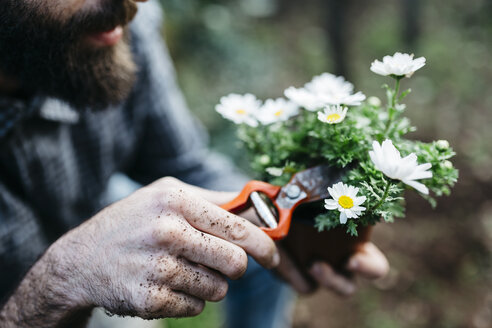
left=326, top=113, right=341, bottom=122
left=274, top=110, right=284, bottom=117
left=338, top=195, right=354, bottom=209
left=235, top=109, right=247, bottom=115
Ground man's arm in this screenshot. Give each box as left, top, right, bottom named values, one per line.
left=0, top=178, right=279, bottom=327
left=0, top=243, right=92, bottom=327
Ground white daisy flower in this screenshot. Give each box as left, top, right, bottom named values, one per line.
left=369, top=139, right=433, bottom=194
left=215, top=93, right=261, bottom=127
left=284, top=73, right=366, bottom=109
left=324, top=182, right=367, bottom=224
left=317, top=104, right=348, bottom=124
left=370, top=52, right=426, bottom=78
left=256, top=98, right=299, bottom=125
left=306, top=73, right=366, bottom=106
left=307, top=73, right=354, bottom=96
left=284, top=86, right=323, bottom=111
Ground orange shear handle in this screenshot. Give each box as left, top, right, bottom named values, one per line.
left=221, top=181, right=293, bottom=240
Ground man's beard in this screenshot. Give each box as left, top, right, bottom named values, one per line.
left=0, top=0, right=139, bottom=110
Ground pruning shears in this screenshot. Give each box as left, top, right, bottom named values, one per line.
left=221, top=165, right=338, bottom=240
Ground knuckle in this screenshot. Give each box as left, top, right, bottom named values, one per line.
left=141, top=187, right=168, bottom=212
left=153, top=219, right=184, bottom=245
left=228, top=220, right=249, bottom=242
left=158, top=176, right=180, bottom=188
left=161, top=259, right=182, bottom=282
left=144, top=185, right=187, bottom=213
left=148, top=176, right=181, bottom=192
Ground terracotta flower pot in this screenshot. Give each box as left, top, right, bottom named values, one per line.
left=280, top=206, right=373, bottom=279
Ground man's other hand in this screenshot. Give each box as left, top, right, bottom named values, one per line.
left=277, top=241, right=389, bottom=295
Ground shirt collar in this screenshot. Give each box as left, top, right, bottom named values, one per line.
left=0, top=95, right=80, bottom=139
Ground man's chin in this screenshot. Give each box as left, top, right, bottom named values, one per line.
left=47, top=36, right=137, bottom=111
left=0, top=0, right=139, bottom=110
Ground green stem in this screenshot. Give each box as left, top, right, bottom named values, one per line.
left=382, top=77, right=402, bottom=137
left=369, top=179, right=392, bottom=213
left=392, top=78, right=401, bottom=108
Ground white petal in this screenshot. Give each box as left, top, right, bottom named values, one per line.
left=354, top=196, right=367, bottom=205
left=352, top=205, right=366, bottom=212
left=339, top=212, right=348, bottom=224
left=346, top=185, right=357, bottom=198
left=327, top=186, right=340, bottom=199
left=403, top=180, right=429, bottom=194
left=345, top=209, right=358, bottom=219
left=369, top=150, right=382, bottom=171
left=406, top=169, right=433, bottom=181
left=324, top=199, right=338, bottom=210
left=333, top=182, right=346, bottom=197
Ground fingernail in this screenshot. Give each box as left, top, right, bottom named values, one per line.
left=348, top=258, right=359, bottom=271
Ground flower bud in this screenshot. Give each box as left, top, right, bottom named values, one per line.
left=259, top=154, right=271, bottom=165
left=436, top=140, right=450, bottom=150
left=442, top=160, right=453, bottom=169
left=368, top=96, right=381, bottom=107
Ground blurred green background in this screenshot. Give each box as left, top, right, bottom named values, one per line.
left=157, top=0, right=492, bottom=327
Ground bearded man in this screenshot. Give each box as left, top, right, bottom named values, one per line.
left=0, top=0, right=389, bottom=327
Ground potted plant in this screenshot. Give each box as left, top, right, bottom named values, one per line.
left=215, top=52, right=458, bottom=273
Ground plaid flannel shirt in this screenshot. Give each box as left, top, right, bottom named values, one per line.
left=0, top=1, right=245, bottom=304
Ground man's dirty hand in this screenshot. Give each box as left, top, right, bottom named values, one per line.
left=42, top=177, right=279, bottom=319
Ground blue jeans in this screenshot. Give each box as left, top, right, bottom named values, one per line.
left=225, top=257, right=295, bottom=328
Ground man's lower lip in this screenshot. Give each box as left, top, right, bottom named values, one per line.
left=85, top=26, right=123, bottom=47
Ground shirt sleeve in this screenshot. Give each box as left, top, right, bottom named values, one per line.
left=124, top=1, right=248, bottom=191
left=0, top=182, right=49, bottom=306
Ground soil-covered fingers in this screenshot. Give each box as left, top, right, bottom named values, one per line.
left=166, top=189, right=279, bottom=269
left=155, top=257, right=228, bottom=302
left=309, top=262, right=356, bottom=296
left=138, top=287, right=205, bottom=319
left=346, top=242, right=389, bottom=280
left=155, top=218, right=248, bottom=279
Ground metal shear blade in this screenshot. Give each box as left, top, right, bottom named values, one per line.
left=254, top=165, right=337, bottom=228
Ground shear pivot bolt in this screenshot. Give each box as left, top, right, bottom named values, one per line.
left=286, top=185, right=301, bottom=199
